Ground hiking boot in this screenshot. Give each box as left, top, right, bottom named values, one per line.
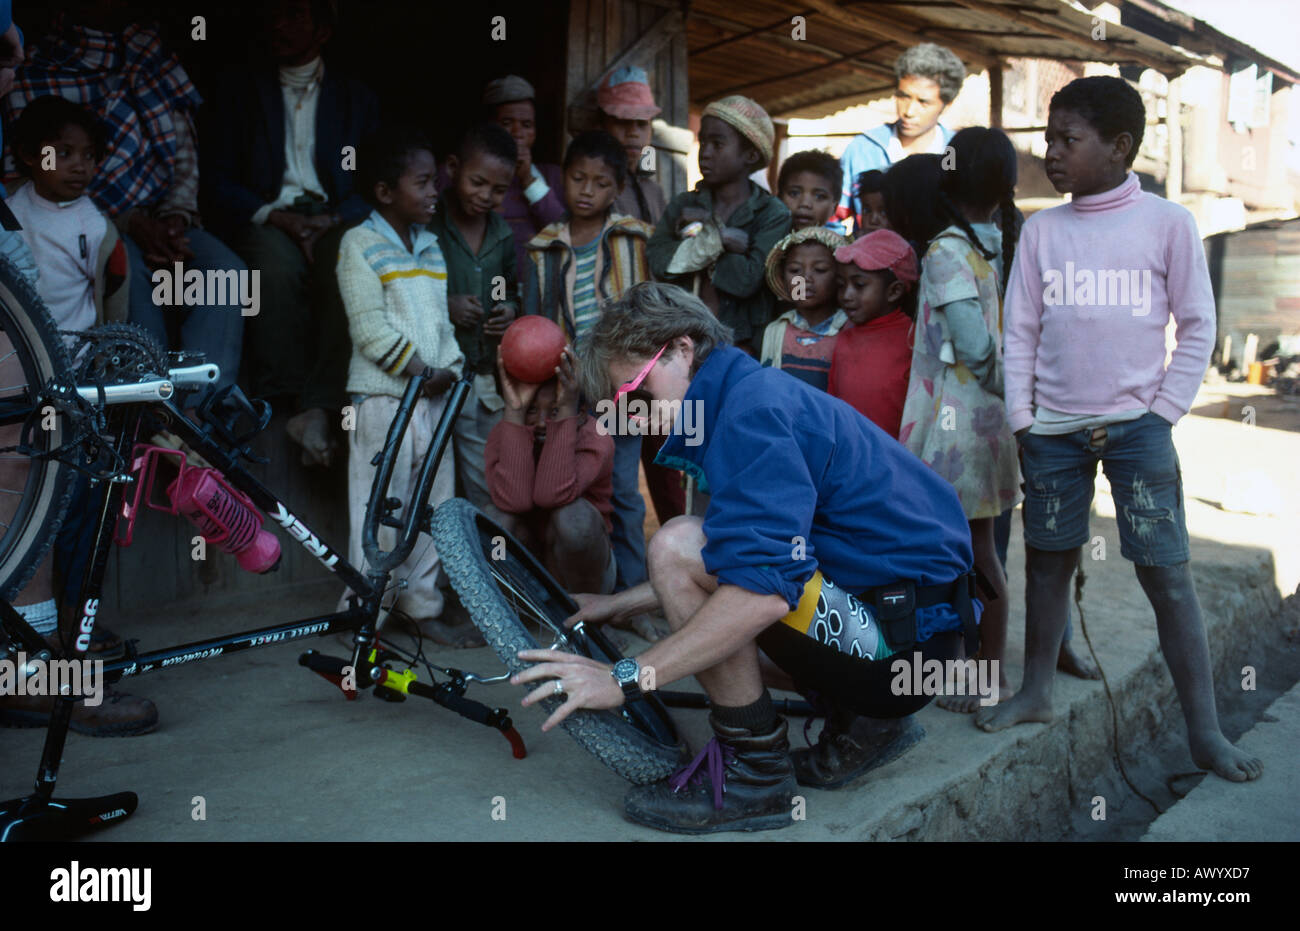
left=792, top=711, right=924, bottom=789
left=623, top=714, right=798, bottom=834
left=0, top=687, right=159, bottom=737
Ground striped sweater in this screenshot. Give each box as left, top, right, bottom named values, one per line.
left=338, top=211, right=465, bottom=398
left=522, top=213, right=652, bottom=343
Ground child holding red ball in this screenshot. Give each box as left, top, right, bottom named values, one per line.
left=486, top=341, right=617, bottom=595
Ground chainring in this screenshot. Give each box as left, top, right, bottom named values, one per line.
left=70, top=323, right=171, bottom=386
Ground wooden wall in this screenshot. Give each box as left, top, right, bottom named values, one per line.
left=564, top=0, right=692, bottom=200
left=1206, top=217, right=1300, bottom=358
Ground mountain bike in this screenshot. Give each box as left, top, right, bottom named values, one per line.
left=0, top=255, right=682, bottom=841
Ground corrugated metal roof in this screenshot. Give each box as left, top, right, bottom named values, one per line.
left=685, top=0, right=1205, bottom=117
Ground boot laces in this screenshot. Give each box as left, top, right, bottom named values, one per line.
left=667, top=737, right=736, bottom=810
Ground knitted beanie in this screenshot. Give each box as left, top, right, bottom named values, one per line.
left=701, top=95, right=775, bottom=167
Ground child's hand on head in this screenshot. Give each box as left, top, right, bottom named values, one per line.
left=719, top=226, right=749, bottom=254
left=483, top=303, right=516, bottom=337
left=448, top=295, right=485, bottom=328
left=553, top=347, right=579, bottom=418
left=497, top=346, right=539, bottom=419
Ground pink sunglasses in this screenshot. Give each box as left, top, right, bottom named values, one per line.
left=613, top=343, right=667, bottom=402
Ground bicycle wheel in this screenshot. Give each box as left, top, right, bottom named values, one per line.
left=0, top=256, right=74, bottom=602
left=430, top=497, right=683, bottom=785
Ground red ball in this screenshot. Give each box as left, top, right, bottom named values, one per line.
left=500, top=316, right=568, bottom=384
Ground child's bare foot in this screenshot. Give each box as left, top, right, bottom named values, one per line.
left=286, top=407, right=337, bottom=468
left=1190, top=730, right=1263, bottom=782
left=938, top=679, right=1015, bottom=714
left=1057, top=641, right=1101, bottom=679
left=974, top=690, right=1053, bottom=731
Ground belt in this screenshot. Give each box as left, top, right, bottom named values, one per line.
left=859, top=570, right=990, bottom=656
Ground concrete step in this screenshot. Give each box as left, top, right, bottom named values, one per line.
left=1141, top=681, right=1300, bottom=842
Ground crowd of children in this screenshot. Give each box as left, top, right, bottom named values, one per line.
left=0, top=26, right=1260, bottom=790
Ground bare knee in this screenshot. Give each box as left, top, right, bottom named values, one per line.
left=546, top=500, right=605, bottom=556
left=646, top=515, right=706, bottom=579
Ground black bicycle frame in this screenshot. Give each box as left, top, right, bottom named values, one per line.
left=2, top=370, right=470, bottom=807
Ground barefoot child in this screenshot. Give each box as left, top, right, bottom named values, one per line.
left=759, top=226, right=849, bottom=391
left=336, top=126, right=472, bottom=645
left=979, top=77, right=1262, bottom=782
left=896, top=128, right=1021, bottom=712
left=826, top=230, right=916, bottom=437
left=648, top=95, right=790, bottom=356
left=429, top=122, right=518, bottom=522
left=485, top=346, right=616, bottom=594
left=776, top=150, right=841, bottom=232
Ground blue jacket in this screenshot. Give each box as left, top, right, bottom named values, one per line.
left=837, top=121, right=954, bottom=236
left=656, top=347, right=973, bottom=640
left=199, top=62, right=379, bottom=238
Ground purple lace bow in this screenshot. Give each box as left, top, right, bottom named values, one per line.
left=668, top=737, right=736, bottom=810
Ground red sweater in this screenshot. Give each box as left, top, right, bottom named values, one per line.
left=485, top=416, right=615, bottom=531
left=828, top=310, right=913, bottom=439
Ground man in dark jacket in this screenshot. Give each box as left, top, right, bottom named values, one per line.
left=514, top=282, right=979, bottom=834
left=201, top=0, right=379, bottom=465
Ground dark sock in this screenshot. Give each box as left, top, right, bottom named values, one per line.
left=713, top=691, right=776, bottom=733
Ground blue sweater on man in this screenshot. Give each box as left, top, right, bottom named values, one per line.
left=656, top=346, right=973, bottom=641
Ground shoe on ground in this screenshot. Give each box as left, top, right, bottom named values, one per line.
left=792, top=711, right=925, bottom=790
left=624, top=714, right=798, bottom=835
left=0, top=687, right=159, bottom=737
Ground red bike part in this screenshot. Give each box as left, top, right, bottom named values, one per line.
left=502, top=726, right=527, bottom=760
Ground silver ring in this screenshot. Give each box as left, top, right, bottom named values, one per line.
left=553, top=679, right=564, bottom=696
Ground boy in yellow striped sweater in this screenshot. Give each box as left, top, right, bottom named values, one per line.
left=336, top=126, right=468, bottom=642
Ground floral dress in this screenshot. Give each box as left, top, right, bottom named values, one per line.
left=898, top=226, right=1021, bottom=519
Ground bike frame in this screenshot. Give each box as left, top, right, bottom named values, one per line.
left=1, top=367, right=471, bottom=814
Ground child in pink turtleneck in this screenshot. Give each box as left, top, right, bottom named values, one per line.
left=980, top=76, right=1262, bottom=787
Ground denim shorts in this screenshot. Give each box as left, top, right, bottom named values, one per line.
left=1019, top=411, right=1189, bottom=566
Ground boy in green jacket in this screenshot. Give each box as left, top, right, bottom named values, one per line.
left=429, top=123, right=519, bottom=519
left=647, top=95, right=790, bottom=355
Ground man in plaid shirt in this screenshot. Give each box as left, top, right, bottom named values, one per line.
left=3, top=10, right=245, bottom=407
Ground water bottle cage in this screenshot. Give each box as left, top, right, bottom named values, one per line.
left=116, top=443, right=188, bottom=547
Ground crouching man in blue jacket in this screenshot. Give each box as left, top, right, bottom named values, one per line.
left=512, top=281, right=979, bottom=834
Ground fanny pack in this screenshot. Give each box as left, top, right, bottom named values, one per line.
left=860, top=571, right=988, bottom=656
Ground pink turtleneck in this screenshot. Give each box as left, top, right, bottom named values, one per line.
left=1003, top=172, right=1216, bottom=432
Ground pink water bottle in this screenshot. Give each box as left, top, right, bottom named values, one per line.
left=167, top=468, right=281, bottom=573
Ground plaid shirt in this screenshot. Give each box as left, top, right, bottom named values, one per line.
left=2, top=23, right=203, bottom=217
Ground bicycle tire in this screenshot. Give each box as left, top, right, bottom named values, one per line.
left=0, top=256, right=75, bottom=602
left=430, top=497, right=683, bottom=785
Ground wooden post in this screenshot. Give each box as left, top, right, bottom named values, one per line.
left=989, top=62, right=1003, bottom=129
left=1166, top=75, right=1183, bottom=203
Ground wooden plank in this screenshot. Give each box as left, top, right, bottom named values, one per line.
left=591, top=8, right=683, bottom=91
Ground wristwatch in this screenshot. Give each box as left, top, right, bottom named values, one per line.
left=611, top=657, right=643, bottom=702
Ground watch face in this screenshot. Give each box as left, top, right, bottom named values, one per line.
left=613, top=658, right=638, bottom=682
